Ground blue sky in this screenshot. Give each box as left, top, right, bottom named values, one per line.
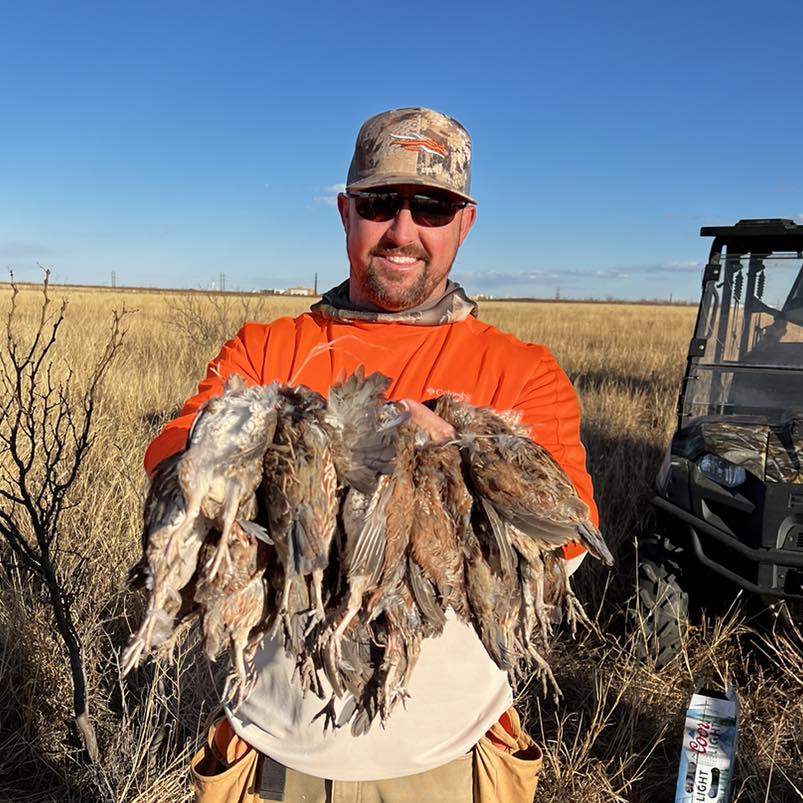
left=1, top=1, right=801, bottom=301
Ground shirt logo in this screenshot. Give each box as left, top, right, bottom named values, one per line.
left=390, top=133, right=447, bottom=157
left=426, top=388, right=471, bottom=402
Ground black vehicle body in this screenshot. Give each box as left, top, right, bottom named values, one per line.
left=633, top=219, right=803, bottom=662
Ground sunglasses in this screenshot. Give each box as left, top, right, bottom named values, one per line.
left=347, top=190, right=469, bottom=228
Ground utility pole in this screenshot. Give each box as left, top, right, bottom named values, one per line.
left=314, top=272, right=318, bottom=295
left=555, top=286, right=560, bottom=301
left=111, top=271, right=116, bottom=289
left=219, top=272, right=226, bottom=292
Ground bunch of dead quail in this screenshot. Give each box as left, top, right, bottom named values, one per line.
left=122, top=369, right=613, bottom=735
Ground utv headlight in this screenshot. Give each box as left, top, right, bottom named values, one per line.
left=697, top=453, right=747, bottom=488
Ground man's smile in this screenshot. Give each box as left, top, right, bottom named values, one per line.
left=381, top=255, right=419, bottom=265
left=374, top=254, right=424, bottom=272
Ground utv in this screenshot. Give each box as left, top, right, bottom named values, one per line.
left=631, top=219, right=803, bottom=665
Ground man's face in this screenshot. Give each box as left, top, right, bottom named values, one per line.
left=337, top=184, right=477, bottom=312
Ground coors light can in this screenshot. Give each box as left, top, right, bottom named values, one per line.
left=674, top=685, right=739, bottom=803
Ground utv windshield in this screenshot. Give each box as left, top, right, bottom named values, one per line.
left=682, top=250, right=803, bottom=425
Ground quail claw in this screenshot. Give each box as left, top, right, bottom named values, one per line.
left=121, top=606, right=164, bottom=675
left=120, top=638, right=145, bottom=677
left=563, top=590, right=592, bottom=637
left=311, top=696, right=339, bottom=733
left=206, top=537, right=233, bottom=581
left=526, top=644, right=562, bottom=702
left=269, top=613, right=283, bottom=640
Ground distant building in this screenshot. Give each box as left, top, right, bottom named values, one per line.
left=475, top=293, right=495, bottom=300
left=285, top=286, right=315, bottom=296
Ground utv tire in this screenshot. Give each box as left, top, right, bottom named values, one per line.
left=627, top=551, right=689, bottom=668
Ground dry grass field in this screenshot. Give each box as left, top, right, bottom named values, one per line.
left=1, top=284, right=802, bottom=802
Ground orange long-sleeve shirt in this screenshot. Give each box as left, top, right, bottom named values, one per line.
left=144, top=312, right=597, bottom=559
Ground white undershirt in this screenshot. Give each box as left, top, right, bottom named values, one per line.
left=227, top=609, right=513, bottom=781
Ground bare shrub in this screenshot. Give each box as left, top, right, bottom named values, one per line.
left=0, top=273, right=127, bottom=764
left=170, top=291, right=267, bottom=354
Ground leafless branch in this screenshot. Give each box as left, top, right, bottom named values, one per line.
left=0, top=271, right=130, bottom=763
left=170, top=289, right=263, bottom=352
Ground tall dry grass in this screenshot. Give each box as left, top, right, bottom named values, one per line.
left=0, top=286, right=800, bottom=802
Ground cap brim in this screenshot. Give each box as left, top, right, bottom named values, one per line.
left=346, top=174, right=476, bottom=204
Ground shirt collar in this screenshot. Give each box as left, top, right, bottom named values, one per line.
left=310, top=280, right=478, bottom=326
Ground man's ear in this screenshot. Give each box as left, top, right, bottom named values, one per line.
left=337, top=193, right=350, bottom=232
left=457, top=204, right=477, bottom=246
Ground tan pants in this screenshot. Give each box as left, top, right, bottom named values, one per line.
left=191, top=709, right=541, bottom=803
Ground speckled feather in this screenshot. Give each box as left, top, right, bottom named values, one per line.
left=434, top=395, right=613, bottom=565
left=121, top=452, right=210, bottom=674
left=263, top=385, right=339, bottom=629
left=195, top=523, right=270, bottom=706
left=409, top=442, right=471, bottom=622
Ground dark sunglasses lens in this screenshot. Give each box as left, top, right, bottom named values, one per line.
left=352, top=192, right=463, bottom=227
left=409, top=195, right=459, bottom=227
left=354, top=193, right=399, bottom=222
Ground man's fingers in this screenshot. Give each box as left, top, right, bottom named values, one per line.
left=398, top=399, right=456, bottom=444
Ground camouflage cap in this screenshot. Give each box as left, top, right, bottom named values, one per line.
left=346, top=107, right=476, bottom=203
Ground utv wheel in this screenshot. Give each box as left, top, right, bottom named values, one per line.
left=627, top=551, right=689, bottom=667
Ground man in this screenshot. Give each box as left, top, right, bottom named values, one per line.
left=145, top=107, right=597, bottom=802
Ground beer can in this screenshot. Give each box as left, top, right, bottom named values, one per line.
left=674, top=685, right=739, bottom=803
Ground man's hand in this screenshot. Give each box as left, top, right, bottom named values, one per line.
left=398, top=399, right=456, bottom=444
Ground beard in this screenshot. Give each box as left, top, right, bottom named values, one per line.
left=363, top=260, right=431, bottom=310
left=360, top=243, right=446, bottom=311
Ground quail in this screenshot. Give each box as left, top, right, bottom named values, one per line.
left=195, top=521, right=271, bottom=707
left=176, top=375, right=278, bottom=580
left=126, top=373, right=615, bottom=731
left=121, top=451, right=210, bottom=675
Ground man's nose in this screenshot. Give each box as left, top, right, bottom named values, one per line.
left=384, top=205, right=417, bottom=244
